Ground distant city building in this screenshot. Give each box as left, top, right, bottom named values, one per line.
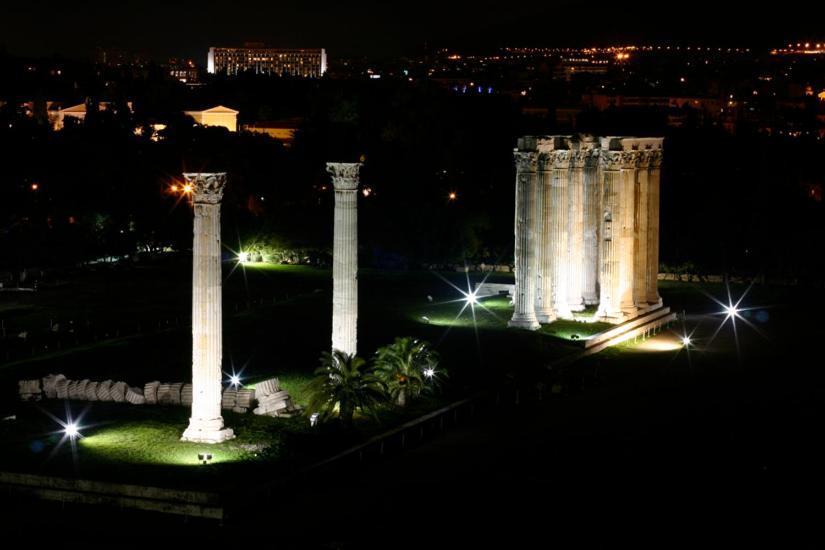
left=54, top=101, right=133, bottom=130
left=207, top=45, right=327, bottom=77
left=95, top=47, right=149, bottom=68
left=167, top=58, right=200, bottom=84
left=184, top=105, right=239, bottom=132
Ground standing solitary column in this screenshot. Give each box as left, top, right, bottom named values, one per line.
left=327, top=162, right=361, bottom=355
left=182, top=173, right=234, bottom=444
left=509, top=151, right=540, bottom=330
left=550, top=151, right=572, bottom=319
left=646, top=150, right=663, bottom=307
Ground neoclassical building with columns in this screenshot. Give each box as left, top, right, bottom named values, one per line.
left=508, top=135, right=663, bottom=329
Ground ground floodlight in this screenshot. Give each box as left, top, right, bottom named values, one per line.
left=64, top=423, right=79, bottom=438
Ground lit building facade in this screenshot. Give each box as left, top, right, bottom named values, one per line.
left=184, top=105, right=239, bottom=132
left=207, top=47, right=327, bottom=77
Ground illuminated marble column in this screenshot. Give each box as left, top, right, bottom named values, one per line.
left=582, top=145, right=600, bottom=305
left=618, top=151, right=640, bottom=317
left=596, top=152, right=623, bottom=322
left=567, top=146, right=587, bottom=312
left=550, top=151, right=572, bottom=319
left=646, top=150, right=663, bottom=306
left=181, top=173, right=234, bottom=444
left=534, top=152, right=556, bottom=323
left=509, top=151, right=540, bottom=330
left=633, top=151, right=651, bottom=307
left=327, top=162, right=361, bottom=355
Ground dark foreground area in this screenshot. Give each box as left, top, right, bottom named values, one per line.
left=2, top=280, right=824, bottom=547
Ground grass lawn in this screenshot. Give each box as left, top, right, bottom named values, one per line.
left=1, top=258, right=785, bottom=488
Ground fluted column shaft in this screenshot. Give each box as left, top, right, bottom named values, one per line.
left=182, top=173, right=233, bottom=444
left=567, top=151, right=586, bottom=312
left=550, top=151, right=572, bottom=319
left=582, top=150, right=600, bottom=305
left=634, top=153, right=651, bottom=306
left=597, top=154, right=622, bottom=321
left=509, top=152, right=540, bottom=330
left=535, top=154, right=556, bottom=323
left=327, top=163, right=361, bottom=355
left=618, top=153, right=640, bottom=316
left=646, top=152, right=663, bottom=305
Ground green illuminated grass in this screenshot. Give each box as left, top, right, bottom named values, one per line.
left=411, top=295, right=611, bottom=342
left=0, top=401, right=310, bottom=489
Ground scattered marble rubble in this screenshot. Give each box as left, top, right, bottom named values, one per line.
left=252, top=377, right=301, bottom=418
left=16, top=374, right=300, bottom=418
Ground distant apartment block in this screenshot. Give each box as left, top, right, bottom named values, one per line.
left=167, top=58, right=200, bottom=84
left=207, top=45, right=327, bottom=77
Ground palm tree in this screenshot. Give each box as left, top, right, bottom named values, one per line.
left=306, top=350, right=384, bottom=429
left=374, top=337, right=441, bottom=407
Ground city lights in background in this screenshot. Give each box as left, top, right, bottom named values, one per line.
left=448, top=191, right=457, bottom=201
left=30, top=183, right=39, bottom=191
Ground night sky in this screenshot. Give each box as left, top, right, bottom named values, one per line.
left=1, top=1, right=823, bottom=61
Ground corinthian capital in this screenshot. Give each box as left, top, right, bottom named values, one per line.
left=326, top=162, right=362, bottom=190
left=570, top=149, right=592, bottom=168
left=637, top=150, right=652, bottom=169
left=513, top=151, right=538, bottom=173
left=550, top=150, right=571, bottom=169
left=600, top=151, right=640, bottom=170
left=184, top=172, right=227, bottom=204
left=649, top=150, right=663, bottom=168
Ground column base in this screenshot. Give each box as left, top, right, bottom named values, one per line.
left=621, top=304, right=640, bottom=318
left=554, top=304, right=574, bottom=320
left=508, top=316, right=540, bottom=330
left=181, top=417, right=235, bottom=444
left=646, top=296, right=663, bottom=309
left=535, top=308, right=557, bottom=324
left=595, top=305, right=623, bottom=324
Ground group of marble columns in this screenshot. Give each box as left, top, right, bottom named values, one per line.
left=509, top=135, right=663, bottom=329
left=180, top=163, right=362, bottom=443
